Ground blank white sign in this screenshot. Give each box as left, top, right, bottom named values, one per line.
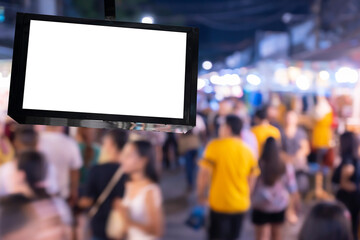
left=22, top=20, right=187, bottom=119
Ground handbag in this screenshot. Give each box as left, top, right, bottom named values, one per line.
left=106, top=207, right=126, bottom=239
left=88, top=167, right=125, bottom=238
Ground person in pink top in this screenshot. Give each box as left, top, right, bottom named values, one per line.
left=251, top=137, right=298, bottom=240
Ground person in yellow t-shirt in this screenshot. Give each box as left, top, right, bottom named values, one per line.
left=251, top=107, right=281, bottom=156
left=312, top=98, right=333, bottom=150
left=197, top=114, right=259, bottom=240
left=309, top=97, right=334, bottom=200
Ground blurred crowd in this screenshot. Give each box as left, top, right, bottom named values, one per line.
left=0, top=94, right=360, bottom=240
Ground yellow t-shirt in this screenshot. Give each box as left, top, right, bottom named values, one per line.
left=199, top=137, right=259, bottom=213
left=251, top=124, right=281, bottom=156
left=0, top=138, right=15, bottom=166
left=312, top=112, right=333, bottom=148
left=277, top=103, right=287, bottom=128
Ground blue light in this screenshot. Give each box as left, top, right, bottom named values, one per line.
left=0, top=7, right=4, bottom=23
left=209, top=100, right=219, bottom=111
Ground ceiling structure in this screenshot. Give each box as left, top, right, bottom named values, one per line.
left=1, top=0, right=360, bottom=64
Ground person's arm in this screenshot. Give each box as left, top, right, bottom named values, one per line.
left=196, top=141, right=216, bottom=205
left=78, top=166, right=96, bottom=209
left=248, top=175, right=257, bottom=194
left=78, top=196, right=93, bottom=209
left=296, top=138, right=310, bottom=160
left=280, top=151, right=294, bottom=164
left=285, top=164, right=301, bottom=211
left=248, top=150, right=260, bottom=194
left=69, top=169, right=79, bottom=207
left=340, top=164, right=356, bottom=192
left=197, top=165, right=212, bottom=205
left=46, top=162, right=61, bottom=196
left=69, top=140, right=83, bottom=207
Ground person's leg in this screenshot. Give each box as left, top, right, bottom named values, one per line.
left=208, top=210, right=222, bottom=240
left=296, top=170, right=310, bottom=196
left=184, top=151, right=193, bottom=189
left=168, top=143, right=177, bottom=169
left=252, top=210, right=270, bottom=240
left=349, top=201, right=360, bottom=240
left=286, top=193, right=299, bottom=224
left=255, top=225, right=270, bottom=240
left=270, top=224, right=283, bottom=240
left=171, top=136, right=180, bottom=167
left=208, top=210, right=232, bottom=240
left=229, top=212, right=245, bottom=240
left=162, top=138, right=170, bottom=169
left=184, top=149, right=197, bottom=191
left=189, top=149, right=198, bottom=190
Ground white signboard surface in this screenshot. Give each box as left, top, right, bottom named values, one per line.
left=23, top=20, right=187, bottom=119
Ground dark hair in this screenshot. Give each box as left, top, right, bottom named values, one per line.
left=260, top=137, right=285, bottom=186
left=131, top=140, right=159, bottom=183
left=299, top=201, right=353, bottom=240
left=14, top=125, right=38, bottom=152
left=255, top=106, right=268, bottom=121
left=105, top=129, right=128, bottom=151
left=225, top=114, right=243, bottom=135
left=17, top=151, right=49, bottom=199
left=340, top=131, right=359, bottom=161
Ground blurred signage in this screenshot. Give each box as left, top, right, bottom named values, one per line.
left=257, top=31, right=290, bottom=59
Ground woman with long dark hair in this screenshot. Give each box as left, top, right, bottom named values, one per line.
left=115, top=140, right=164, bottom=240
left=333, top=131, right=360, bottom=240
left=251, top=137, right=298, bottom=240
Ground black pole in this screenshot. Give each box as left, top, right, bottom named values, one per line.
left=104, top=0, right=116, bottom=20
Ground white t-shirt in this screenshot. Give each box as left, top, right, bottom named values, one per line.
left=0, top=161, right=13, bottom=196
left=38, top=132, right=83, bottom=199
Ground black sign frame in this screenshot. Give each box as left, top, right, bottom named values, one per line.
left=8, top=13, right=199, bottom=130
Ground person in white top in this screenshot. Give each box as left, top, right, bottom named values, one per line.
left=115, top=140, right=164, bottom=240
left=37, top=126, right=83, bottom=206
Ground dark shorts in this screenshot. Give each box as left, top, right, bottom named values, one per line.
left=208, top=210, right=245, bottom=240
left=251, top=209, right=286, bottom=225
